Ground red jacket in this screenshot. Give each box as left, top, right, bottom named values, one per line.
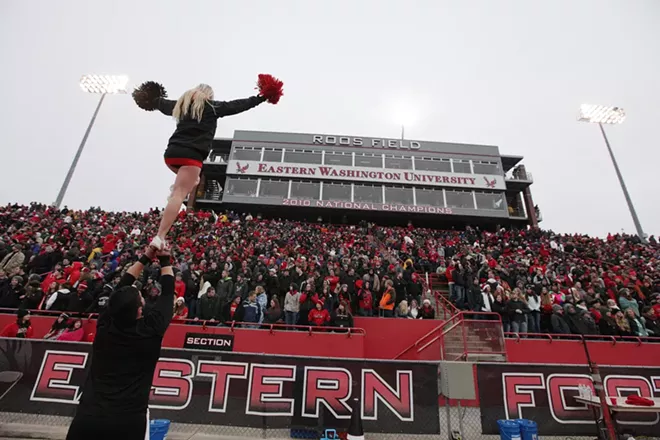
left=308, top=308, right=330, bottom=326
left=0, top=323, right=33, bottom=338
left=175, top=280, right=186, bottom=298
left=358, top=289, right=373, bottom=311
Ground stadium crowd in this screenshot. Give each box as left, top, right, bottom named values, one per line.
left=0, top=203, right=658, bottom=340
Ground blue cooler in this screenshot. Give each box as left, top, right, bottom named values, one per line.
left=517, top=419, right=538, bottom=440
left=497, top=419, right=521, bottom=440
left=149, top=419, right=171, bottom=440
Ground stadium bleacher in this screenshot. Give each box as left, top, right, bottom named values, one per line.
left=0, top=202, right=658, bottom=341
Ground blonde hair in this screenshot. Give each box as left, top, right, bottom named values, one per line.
left=172, top=84, right=214, bottom=123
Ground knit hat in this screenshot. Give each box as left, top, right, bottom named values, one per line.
left=552, top=304, right=562, bottom=313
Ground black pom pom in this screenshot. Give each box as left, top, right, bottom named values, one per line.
left=132, top=81, right=167, bottom=111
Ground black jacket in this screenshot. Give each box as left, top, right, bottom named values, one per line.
left=158, top=96, right=265, bottom=156
left=197, top=294, right=222, bottom=321
left=73, top=272, right=174, bottom=420
left=551, top=313, right=571, bottom=334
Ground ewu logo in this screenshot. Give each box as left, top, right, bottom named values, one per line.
left=235, top=162, right=249, bottom=173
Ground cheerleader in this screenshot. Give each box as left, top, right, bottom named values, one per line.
left=133, top=74, right=284, bottom=250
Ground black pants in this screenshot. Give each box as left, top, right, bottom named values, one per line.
left=66, top=411, right=148, bottom=440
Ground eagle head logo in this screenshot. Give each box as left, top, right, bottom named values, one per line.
left=484, top=177, right=496, bottom=188
left=236, top=162, right=249, bottom=174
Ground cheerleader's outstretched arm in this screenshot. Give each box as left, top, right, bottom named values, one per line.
left=210, top=95, right=266, bottom=118
left=156, top=98, right=177, bottom=116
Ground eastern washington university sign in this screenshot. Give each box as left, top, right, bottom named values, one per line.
left=228, top=160, right=504, bottom=190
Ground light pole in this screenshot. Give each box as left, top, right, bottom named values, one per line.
left=578, top=104, right=647, bottom=243
left=53, top=74, right=129, bottom=209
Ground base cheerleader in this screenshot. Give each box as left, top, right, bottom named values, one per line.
left=132, top=74, right=284, bottom=250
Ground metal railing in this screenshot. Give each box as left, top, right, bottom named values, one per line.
left=440, top=311, right=506, bottom=361
left=506, top=170, right=534, bottom=182
left=0, top=308, right=366, bottom=336
left=504, top=331, right=660, bottom=345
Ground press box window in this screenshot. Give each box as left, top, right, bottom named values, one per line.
left=475, top=192, right=506, bottom=210
left=323, top=183, right=351, bottom=201
left=354, top=184, right=383, bottom=203
left=284, top=149, right=323, bottom=164
left=259, top=179, right=288, bottom=198
left=355, top=153, right=382, bottom=168
left=324, top=151, right=352, bottom=166
left=473, top=161, right=500, bottom=175
left=384, top=186, right=414, bottom=205
left=263, top=148, right=282, bottom=162
left=384, top=155, right=412, bottom=170
left=231, top=146, right=261, bottom=161
left=290, top=181, right=320, bottom=200
left=416, top=188, right=444, bottom=207
left=445, top=190, right=474, bottom=209
left=452, top=159, right=472, bottom=174
left=415, top=157, right=451, bottom=172
left=225, top=178, right=258, bottom=197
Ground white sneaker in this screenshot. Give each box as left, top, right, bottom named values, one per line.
left=150, top=236, right=167, bottom=251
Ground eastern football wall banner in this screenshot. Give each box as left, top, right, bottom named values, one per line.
left=0, top=338, right=440, bottom=434
left=477, top=363, right=660, bottom=437
left=227, top=160, right=505, bottom=190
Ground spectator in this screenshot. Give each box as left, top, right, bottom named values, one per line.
left=308, top=300, right=330, bottom=327
left=283, top=283, right=301, bottom=328
left=331, top=301, right=354, bottom=329
left=21, top=279, right=43, bottom=310
left=45, top=283, right=72, bottom=312
left=174, top=273, right=186, bottom=298
left=255, top=286, right=267, bottom=324
left=419, top=298, right=435, bottom=319
left=0, top=244, right=25, bottom=275
left=550, top=305, right=570, bottom=335
left=216, top=270, right=233, bottom=306
left=409, top=299, right=420, bottom=319
left=67, top=282, right=94, bottom=314
left=57, top=319, right=85, bottom=342
left=618, top=289, right=640, bottom=317
left=263, top=297, right=282, bottom=325
left=642, top=306, right=658, bottom=336
left=526, top=286, right=541, bottom=333
left=298, top=291, right=315, bottom=327
left=507, top=288, right=529, bottom=333
left=396, top=300, right=410, bottom=318
left=173, top=297, right=188, bottom=321
left=226, top=296, right=242, bottom=322
left=0, top=276, right=25, bottom=308
left=357, top=280, right=374, bottom=317
left=625, top=307, right=648, bottom=337
left=0, top=309, right=33, bottom=338
left=492, top=293, right=509, bottom=332
left=196, top=286, right=221, bottom=322
left=613, top=308, right=633, bottom=336
left=233, top=274, right=249, bottom=300
left=241, top=291, right=261, bottom=328
left=379, top=280, right=395, bottom=317
left=599, top=308, right=618, bottom=336
left=44, top=313, right=70, bottom=340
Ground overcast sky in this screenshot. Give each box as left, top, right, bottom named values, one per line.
left=0, top=0, right=658, bottom=238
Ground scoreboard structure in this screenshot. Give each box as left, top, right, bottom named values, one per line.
left=192, top=130, right=538, bottom=228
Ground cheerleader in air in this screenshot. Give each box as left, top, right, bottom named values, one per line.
left=132, top=74, right=283, bottom=250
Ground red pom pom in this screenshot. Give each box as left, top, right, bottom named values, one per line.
left=257, top=74, right=284, bottom=104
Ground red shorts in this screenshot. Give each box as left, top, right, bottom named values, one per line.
left=164, top=157, right=203, bottom=169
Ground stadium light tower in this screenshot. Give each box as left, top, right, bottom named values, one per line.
left=53, top=74, right=129, bottom=209
left=578, top=104, right=647, bottom=243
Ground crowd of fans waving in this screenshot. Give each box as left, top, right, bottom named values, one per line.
left=0, top=203, right=658, bottom=340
